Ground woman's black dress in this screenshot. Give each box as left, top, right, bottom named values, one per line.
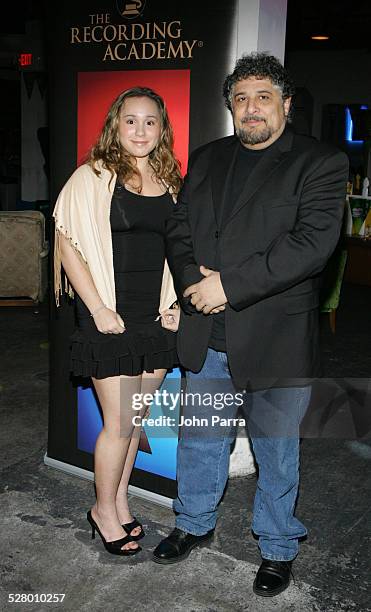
left=70, top=183, right=178, bottom=378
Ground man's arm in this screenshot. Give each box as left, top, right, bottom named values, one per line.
left=165, top=152, right=204, bottom=313
left=221, top=151, right=349, bottom=310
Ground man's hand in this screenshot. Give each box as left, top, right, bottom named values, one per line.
left=183, top=265, right=227, bottom=314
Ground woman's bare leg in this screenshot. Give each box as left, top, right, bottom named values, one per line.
left=115, top=369, right=167, bottom=535
left=91, top=374, right=142, bottom=551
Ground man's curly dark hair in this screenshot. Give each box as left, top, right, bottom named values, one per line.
left=223, top=52, right=295, bottom=111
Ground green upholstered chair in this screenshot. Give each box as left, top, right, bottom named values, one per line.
left=320, top=248, right=348, bottom=334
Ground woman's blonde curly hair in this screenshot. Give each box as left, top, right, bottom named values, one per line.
left=89, top=86, right=182, bottom=194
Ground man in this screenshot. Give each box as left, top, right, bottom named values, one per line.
left=153, top=53, right=348, bottom=597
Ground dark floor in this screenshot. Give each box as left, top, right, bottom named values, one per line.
left=0, top=283, right=370, bottom=612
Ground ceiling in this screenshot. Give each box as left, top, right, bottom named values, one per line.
left=0, top=1, right=42, bottom=36
left=1, top=1, right=371, bottom=51
left=285, top=0, right=371, bottom=52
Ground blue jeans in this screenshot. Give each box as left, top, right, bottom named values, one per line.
left=174, top=348, right=311, bottom=561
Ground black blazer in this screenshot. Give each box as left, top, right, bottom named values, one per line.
left=166, top=128, right=349, bottom=390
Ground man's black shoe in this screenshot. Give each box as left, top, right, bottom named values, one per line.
left=253, top=558, right=293, bottom=597
left=152, top=527, right=214, bottom=564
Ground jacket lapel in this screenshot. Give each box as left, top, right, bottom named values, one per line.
left=225, top=128, right=294, bottom=226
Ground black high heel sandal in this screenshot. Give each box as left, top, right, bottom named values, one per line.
left=122, top=517, right=145, bottom=541
left=87, top=511, right=141, bottom=556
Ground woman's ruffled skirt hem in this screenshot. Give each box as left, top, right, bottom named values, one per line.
left=70, top=326, right=178, bottom=378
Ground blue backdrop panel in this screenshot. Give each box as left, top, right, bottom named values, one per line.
left=77, top=368, right=181, bottom=480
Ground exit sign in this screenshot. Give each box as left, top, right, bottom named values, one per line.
left=19, top=53, right=33, bottom=67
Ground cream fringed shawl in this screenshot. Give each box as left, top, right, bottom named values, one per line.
left=53, top=161, right=177, bottom=314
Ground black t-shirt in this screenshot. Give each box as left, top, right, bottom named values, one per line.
left=208, top=142, right=267, bottom=352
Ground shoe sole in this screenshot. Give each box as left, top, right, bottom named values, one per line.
left=252, top=579, right=290, bottom=598
left=152, top=535, right=213, bottom=565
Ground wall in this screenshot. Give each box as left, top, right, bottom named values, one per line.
left=286, top=49, right=371, bottom=140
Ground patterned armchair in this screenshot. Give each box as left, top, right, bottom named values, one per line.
left=0, top=211, right=49, bottom=304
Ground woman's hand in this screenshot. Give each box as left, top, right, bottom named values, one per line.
left=93, top=307, right=126, bottom=334
left=161, top=308, right=180, bottom=332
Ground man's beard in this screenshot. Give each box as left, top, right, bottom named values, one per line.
left=236, top=120, right=273, bottom=146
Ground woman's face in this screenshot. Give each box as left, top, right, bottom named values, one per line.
left=118, top=95, right=162, bottom=159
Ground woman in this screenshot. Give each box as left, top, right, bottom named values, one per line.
left=53, top=87, right=181, bottom=555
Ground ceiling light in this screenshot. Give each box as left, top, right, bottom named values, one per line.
left=311, top=35, right=330, bottom=40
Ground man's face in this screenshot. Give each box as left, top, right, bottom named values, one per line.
left=231, top=77, right=291, bottom=149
